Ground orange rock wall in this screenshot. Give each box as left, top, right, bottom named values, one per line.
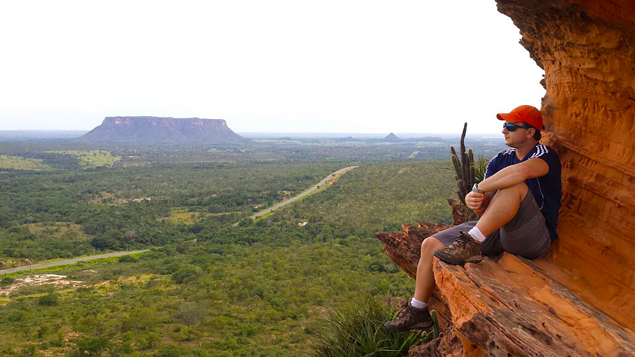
left=496, top=0, right=635, bottom=330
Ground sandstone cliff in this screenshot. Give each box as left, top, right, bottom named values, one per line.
left=496, top=0, right=635, bottom=331
left=81, top=117, right=244, bottom=143
left=377, top=224, right=635, bottom=356
left=377, top=0, right=635, bottom=354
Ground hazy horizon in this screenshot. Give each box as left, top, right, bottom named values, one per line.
left=0, top=0, right=544, bottom=134
left=0, top=128, right=505, bottom=140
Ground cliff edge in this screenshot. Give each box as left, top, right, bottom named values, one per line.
left=377, top=0, right=635, bottom=354
left=496, top=0, right=635, bottom=330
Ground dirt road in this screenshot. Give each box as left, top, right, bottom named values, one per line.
left=251, top=166, right=357, bottom=220
left=0, top=249, right=150, bottom=275
left=232, top=166, right=358, bottom=226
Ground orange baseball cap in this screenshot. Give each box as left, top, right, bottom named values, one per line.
left=496, top=105, right=544, bottom=131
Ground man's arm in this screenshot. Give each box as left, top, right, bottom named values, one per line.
left=477, top=158, right=549, bottom=193
left=465, top=191, right=495, bottom=216
left=465, top=158, right=548, bottom=214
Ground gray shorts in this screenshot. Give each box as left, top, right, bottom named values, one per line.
left=433, top=192, right=550, bottom=259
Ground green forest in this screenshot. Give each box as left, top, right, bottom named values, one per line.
left=0, top=139, right=501, bottom=356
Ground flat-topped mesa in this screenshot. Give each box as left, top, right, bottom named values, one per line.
left=81, top=116, right=244, bottom=143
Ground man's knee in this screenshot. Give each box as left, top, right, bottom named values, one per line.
left=420, top=236, right=444, bottom=256
left=497, top=182, right=528, bottom=200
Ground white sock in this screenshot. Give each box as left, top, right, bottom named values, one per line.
left=410, top=297, right=428, bottom=310
left=468, top=226, right=487, bottom=243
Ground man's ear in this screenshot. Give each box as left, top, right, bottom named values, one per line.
left=527, top=127, right=536, bottom=139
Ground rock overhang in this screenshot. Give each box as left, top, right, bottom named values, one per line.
left=496, top=0, right=635, bottom=330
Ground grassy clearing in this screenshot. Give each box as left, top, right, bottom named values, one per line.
left=22, top=222, right=84, bottom=237
left=0, top=155, right=51, bottom=171
left=47, top=150, right=121, bottom=168
left=88, top=191, right=117, bottom=204
left=159, top=208, right=201, bottom=225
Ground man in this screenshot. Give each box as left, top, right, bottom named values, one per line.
left=384, top=105, right=562, bottom=332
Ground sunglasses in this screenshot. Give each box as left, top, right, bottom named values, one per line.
left=503, top=123, right=530, bottom=132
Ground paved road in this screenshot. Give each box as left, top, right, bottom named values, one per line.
left=0, top=249, right=150, bottom=275
left=232, top=166, right=358, bottom=226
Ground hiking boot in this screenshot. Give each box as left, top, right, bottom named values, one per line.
left=433, top=231, right=483, bottom=265
left=383, top=302, right=433, bottom=332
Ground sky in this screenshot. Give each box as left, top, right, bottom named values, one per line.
left=0, top=0, right=545, bottom=134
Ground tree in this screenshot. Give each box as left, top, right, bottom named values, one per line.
left=174, top=303, right=206, bottom=327
left=38, top=292, right=59, bottom=306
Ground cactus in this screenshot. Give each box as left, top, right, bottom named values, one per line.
left=450, top=123, right=475, bottom=206
left=430, top=310, right=440, bottom=339
left=449, top=123, right=478, bottom=221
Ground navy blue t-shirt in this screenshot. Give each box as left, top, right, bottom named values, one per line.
left=484, top=144, right=562, bottom=239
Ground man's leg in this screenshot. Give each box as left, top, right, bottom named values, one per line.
left=434, top=182, right=529, bottom=265
left=475, top=182, right=528, bottom=236
left=413, top=236, right=446, bottom=302
left=383, top=236, right=445, bottom=332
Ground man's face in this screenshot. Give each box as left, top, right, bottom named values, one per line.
left=502, top=122, right=533, bottom=148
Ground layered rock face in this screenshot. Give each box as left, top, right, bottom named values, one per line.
left=495, top=0, right=635, bottom=330
left=81, top=117, right=244, bottom=143
left=378, top=225, right=635, bottom=356
left=377, top=1, right=635, bottom=354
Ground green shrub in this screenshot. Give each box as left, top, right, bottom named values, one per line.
left=38, top=292, right=59, bottom=306
left=118, top=255, right=138, bottom=263
left=174, top=303, right=206, bottom=327
left=20, top=344, right=37, bottom=356
left=155, top=344, right=181, bottom=357
left=36, top=325, right=49, bottom=339
left=171, top=265, right=200, bottom=284
left=136, top=332, right=160, bottom=350
left=48, top=333, right=64, bottom=347
left=311, top=295, right=430, bottom=357
left=0, top=276, right=15, bottom=286
left=71, top=336, right=110, bottom=356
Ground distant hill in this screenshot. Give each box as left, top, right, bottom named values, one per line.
left=334, top=136, right=356, bottom=142
left=383, top=133, right=403, bottom=142
left=80, top=117, right=244, bottom=143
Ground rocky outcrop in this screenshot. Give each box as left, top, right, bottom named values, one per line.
left=376, top=225, right=635, bottom=355
left=81, top=117, right=244, bottom=143
left=377, top=1, right=635, bottom=353
left=431, top=254, right=635, bottom=356
left=376, top=222, right=451, bottom=279
left=495, top=0, right=635, bottom=331
left=409, top=325, right=463, bottom=357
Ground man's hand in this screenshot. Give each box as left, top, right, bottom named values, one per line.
left=465, top=191, right=487, bottom=215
